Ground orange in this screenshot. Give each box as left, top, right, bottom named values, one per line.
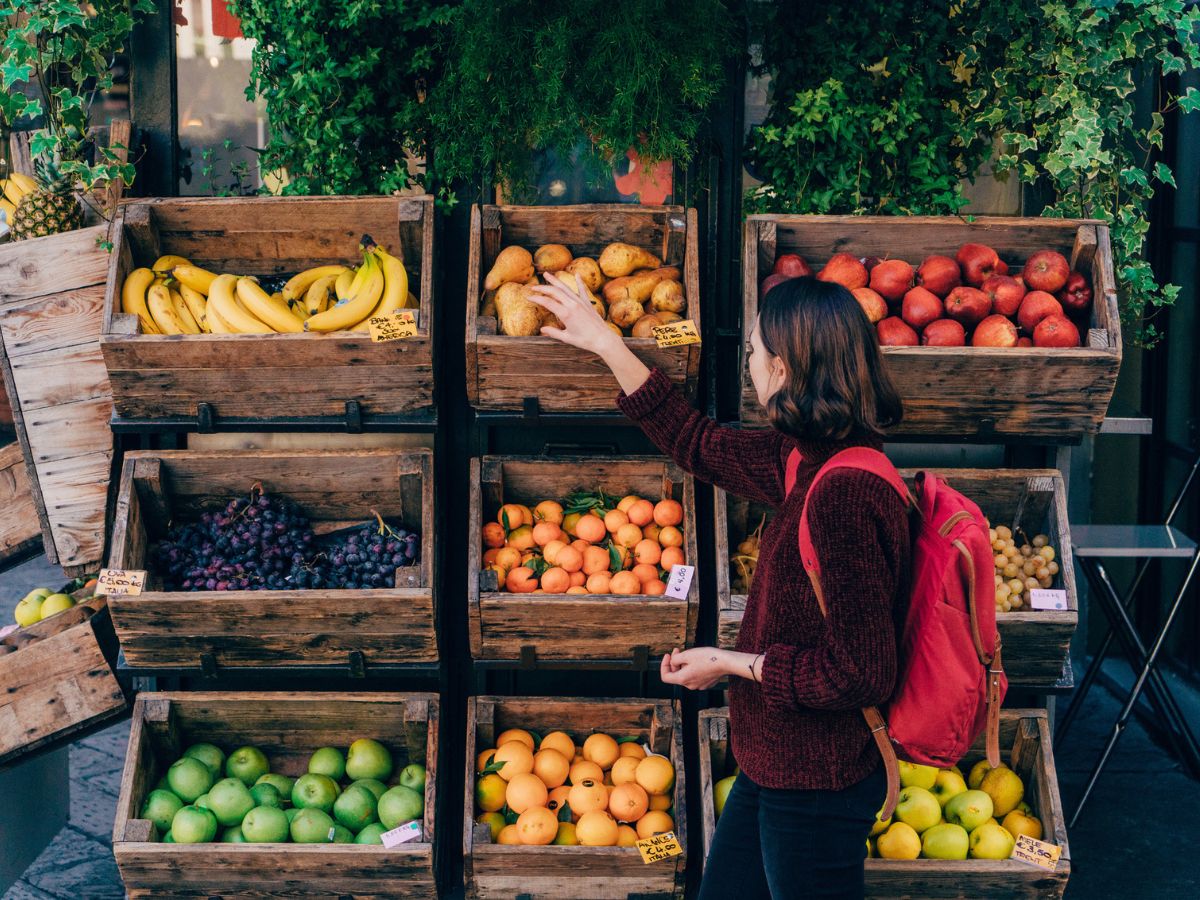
left=632, top=563, right=660, bottom=585
left=477, top=748, right=497, bottom=771
left=643, top=523, right=663, bottom=543
left=627, top=498, right=655, bottom=527
left=497, top=824, right=521, bottom=845
left=648, top=793, right=672, bottom=812
left=644, top=580, right=667, bottom=596
left=569, top=760, right=604, bottom=786
left=516, top=806, right=559, bottom=845
left=562, top=512, right=582, bottom=537
left=521, top=550, right=539, bottom=565
left=617, top=494, right=641, bottom=513
left=571, top=538, right=591, bottom=555
left=495, top=546, right=522, bottom=570
left=569, top=571, right=586, bottom=587
left=532, top=522, right=563, bottom=547
left=619, top=742, right=647, bottom=760
left=654, top=499, right=684, bottom=527
left=546, top=785, right=572, bottom=815
left=582, top=545, right=611, bottom=575
left=556, top=545, right=583, bottom=573
left=566, top=586, right=588, bottom=595
left=516, top=504, right=534, bottom=526
left=586, top=572, right=612, bottom=594
left=542, top=539, right=568, bottom=566
left=576, top=810, right=620, bottom=846
left=658, top=525, right=683, bottom=548
left=476, top=773, right=507, bottom=812
left=534, top=500, right=564, bottom=525
left=583, top=733, right=620, bottom=770
left=609, top=783, right=649, bottom=822
left=616, top=523, right=643, bottom=548
left=575, top=513, right=607, bottom=543
left=541, top=731, right=576, bottom=760
left=553, top=822, right=579, bottom=845
left=604, top=509, right=629, bottom=533
left=493, top=741, right=534, bottom=781
left=540, top=567, right=570, bottom=593
left=616, top=824, right=639, bottom=847
left=483, top=548, right=501, bottom=566
left=635, top=755, right=675, bottom=795
left=482, top=522, right=505, bottom=549
left=636, top=810, right=674, bottom=839
left=477, top=811, right=505, bottom=841
left=507, top=525, right=536, bottom=551
left=498, top=504, right=526, bottom=529
left=609, top=571, right=641, bottom=595
left=506, top=772, right=549, bottom=813
left=533, top=748, right=571, bottom=789
left=660, top=547, right=685, bottom=571
left=610, top=756, right=640, bottom=786
left=611, top=543, right=632, bottom=570
left=496, top=728, right=535, bottom=750
left=568, top=778, right=609, bottom=815
left=634, top=539, right=662, bottom=566
left=505, top=567, right=538, bottom=593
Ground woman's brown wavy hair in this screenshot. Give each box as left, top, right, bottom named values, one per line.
left=757, top=276, right=903, bottom=441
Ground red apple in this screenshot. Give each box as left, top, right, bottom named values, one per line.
left=972, top=315, right=1019, bottom=348
left=916, top=255, right=962, bottom=298
left=851, top=287, right=888, bottom=324
left=869, top=259, right=915, bottom=303
left=1057, top=270, right=1093, bottom=312
left=980, top=274, right=1026, bottom=318
left=921, top=319, right=966, bottom=346
left=1033, top=314, right=1080, bottom=347
left=772, top=253, right=813, bottom=278
left=876, top=317, right=919, bottom=347
left=760, top=273, right=793, bottom=298
left=901, top=286, right=943, bottom=331
left=1023, top=250, right=1070, bottom=293
left=817, top=252, right=868, bottom=290
left=1017, top=290, right=1063, bottom=333
left=944, top=286, right=992, bottom=327
left=1016, top=337, right=1034, bottom=348
left=956, top=243, right=1004, bottom=285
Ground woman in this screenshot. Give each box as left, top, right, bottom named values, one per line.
left=530, top=273, right=910, bottom=899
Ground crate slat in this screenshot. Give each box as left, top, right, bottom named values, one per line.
left=0, top=441, right=41, bottom=562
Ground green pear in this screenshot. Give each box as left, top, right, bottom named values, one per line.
left=922, top=823, right=969, bottom=860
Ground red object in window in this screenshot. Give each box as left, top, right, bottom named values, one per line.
left=172, top=0, right=188, bottom=26
left=613, top=149, right=672, bottom=205
left=212, top=0, right=243, bottom=39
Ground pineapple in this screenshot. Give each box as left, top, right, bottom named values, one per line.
left=11, top=156, right=83, bottom=241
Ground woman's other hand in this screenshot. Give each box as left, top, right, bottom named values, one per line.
left=660, top=647, right=730, bottom=691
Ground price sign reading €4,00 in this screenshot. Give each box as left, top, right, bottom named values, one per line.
left=368, top=311, right=418, bottom=342
left=96, top=568, right=147, bottom=597
left=652, top=319, right=700, bottom=348
left=637, top=831, right=683, bottom=864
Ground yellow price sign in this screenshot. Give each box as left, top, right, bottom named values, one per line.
left=636, top=831, right=683, bottom=864
left=96, top=568, right=147, bottom=597
left=652, top=319, right=700, bottom=348
left=1012, top=834, right=1061, bottom=871
left=368, top=311, right=418, bottom=342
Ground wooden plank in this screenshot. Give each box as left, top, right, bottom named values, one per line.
left=0, top=286, right=108, bottom=356
left=0, top=441, right=41, bottom=561
left=0, top=224, right=112, bottom=303
left=18, top=396, right=113, bottom=464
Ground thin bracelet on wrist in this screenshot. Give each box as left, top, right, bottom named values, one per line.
left=750, top=653, right=763, bottom=683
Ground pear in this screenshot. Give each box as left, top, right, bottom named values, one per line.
left=484, top=246, right=535, bottom=291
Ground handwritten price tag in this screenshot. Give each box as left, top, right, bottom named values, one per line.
left=368, top=311, right=418, bottom=342
left=96, top=568, right=147, bottom=597
left=1030, top=589, right=1068, bottom=611
left=1012, top=834, right=1061, bottom=871
left=637, top=831, right=683, bottom=864
left=381, top=820, right=422, bottom=847
left=663, top=564, right=695, bottom=600
left=652, top=319, right=700, bottom=348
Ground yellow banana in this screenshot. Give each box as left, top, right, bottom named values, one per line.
left=170, top=288, right=202, bottom=334
left=235, top=277, right=303, bottom=333
left=154, top=254, right=192, bottom=274
left=288, top=299, right=308, bottom=323
left=148, top=284, right=188, bottom=335
left=352, top=247, right=410, bottom=330
left=172, top=264, right=218, bottom=295
left=304, top=274, right=338, bottom=315
left=180, top=285, right=210, bottom=333
left=335, top=269, right=354, bottom=301
left=6, top=172, right=35, bottom=198
left=282, top=264, right=348, bottom=303
left=208, top=274, right=272, bottom=334
left=305, top=251, right=384, bottom=332
left=121, top=267, right=160, bottom=334
left=206, top=299, right=232, bottom=334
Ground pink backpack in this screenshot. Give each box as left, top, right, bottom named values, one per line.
left=785, top=447, right=1006, bottom=818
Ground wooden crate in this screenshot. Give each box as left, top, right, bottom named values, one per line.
left=0, top=440, right=42, bottom=564
left=0, top=589, right=127, bottom=766
left=107, top=448, right=438, bottom=669
left=464, top=695, right=686, bottom=899
left=740, top=216, right=1121, bottom=438
left=100, top=195, right=435, bottom=421
left=715, top=469, right=1077, bottom=687
left=468, top=456, right=699, bottom=663
left=113, top=691, right=439, bottom=899
left=698, top=707, right=1069, bottom=897
left=466, top=204, right=701, bottom=413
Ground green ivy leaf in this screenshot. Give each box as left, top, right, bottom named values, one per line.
left=1153, top=162, right=1176, bottom=188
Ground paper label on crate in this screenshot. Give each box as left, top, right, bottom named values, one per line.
left=96, top=568, right=146, bottom=597
left=368, top=311, right=418, bottom=342
left=663, top=564, right=695, bottom=600
left=381, top=820, right=423, bottom=848
left=1029, top=589, right=1068, bottom=611
left=637, top=830, right=683, bottom=864
left=652, top=319, right=700, bottom=348
left=1012, top=834, right=1061, bottom=871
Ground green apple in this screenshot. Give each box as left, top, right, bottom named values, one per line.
left=922, top=823, right=969, bottom=860
left=140, top=789, right=184, bottom=835
left=346, top=739, right=393, bottom=781
left=208, top=777, right=255, bottom=827
left=13, top=595, right=44, bottom=627
left=398, top=763, right=426, bottom=793
left=226, top=746, right=270, bottom=786
left=969, top=821, right=1015, bottom=859
left=38, top=593, right=74, bottom=618
left=195, top=793, right=212, bottom=811
left=968, top=759, right=996, bottom=790
left=944, top=789, right=994, bottom=831
left=930, top=769, right=968, bottom=809
left=285, top=807, right=301, bottom=824
left=350, top=778, right=388, bottom=801
left=378, top=785, right=424, bottom=830
left=162, top=830, right=175, bottom=843
left=331, top=824, right=355, bottom=843
left=290, top=807, right=336, bottom=843
left=898, top=760, right=938, bottom=790
left=183, top=743, right=226, bottom=778
left=250, top=783, right=283, bottom=809
left=355, top=822, right=387, bottom=844
left=980, top=767, right=1025, bottom=817
left=221, top=825, right=247, bottom=843
left=153, top=775, right=171, bottom=792
left=894, top=786, right=940, bottom=834
left=308, top=747, right=347, bottom=781
left=29, top=587, right=52, bottom=600
left=334, top=784, right=378, bottom=833
left=167, top=756, right=214, bottom=803
left=242, top=805, right=290, bottom=843
left=255, top=773, right=295, bottom=802
left=292, top=773, right=340, bottom=813
left=171, top=805, right=218, bottom=843
left=714, top=775, right=736, bottom=819
left=876, top=822, right=921, bottom=860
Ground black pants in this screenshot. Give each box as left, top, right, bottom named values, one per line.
left=698, top=766, right=886, bottom=900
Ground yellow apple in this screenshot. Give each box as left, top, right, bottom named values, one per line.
left=969, top=821, right=1016, bottom=859
left=981, top=767, right=1025, bottom=817
left=931, top=769, right=968, bottom=809
left=876, top=822, right=921, bottom=860
left=1001, top=809, right=1043, bottom=841
left=898, top=760, right=938, bottom=790
left=894, top=786, right=941, bottom=833
left=922, top=823, right=969, bottom=859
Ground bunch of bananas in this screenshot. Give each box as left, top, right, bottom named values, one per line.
left=0, top=172, right=37, bottom=232
left=119, top=235, right=413, bottom=335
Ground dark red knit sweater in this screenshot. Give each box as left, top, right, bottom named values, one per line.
left=618, top=369, right=910, bottom=790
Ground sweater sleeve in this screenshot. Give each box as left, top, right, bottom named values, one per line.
left=760, top=469, right=908, bottom=712
left=617, top=368, right=789, bottom=507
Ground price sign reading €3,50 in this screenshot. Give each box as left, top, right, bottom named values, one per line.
left=637, top=831, right=683, bottom=864
left=96, top=568, right=147, bottom=597
left=368, top=311, right=418, bottom=342
left=1011, top=834, right=1061, bottom=871
left=652, top=319, right=700, bottom=348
